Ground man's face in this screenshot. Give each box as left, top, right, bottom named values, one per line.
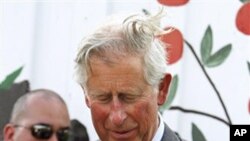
left=4, top=96, right=70, bottom=141
left=85, top=55, right=166, bottom=141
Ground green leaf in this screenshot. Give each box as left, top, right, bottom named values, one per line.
left=247, top=61, right=250, bottom=75
left=240, top=0, right=250, bottom=3
left=0, top=66, right=23, bottom=90
left=201, top=25, right=213, bottom=64
left=205, top=44, right=232, bottom=67
left=192, top=123, right=207, bottom=141
left=159, top=75, right=178, bottom=113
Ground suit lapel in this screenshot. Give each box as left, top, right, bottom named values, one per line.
left=160, top=123, right=181, bottom=141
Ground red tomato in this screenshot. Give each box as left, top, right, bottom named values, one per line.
left=159, top=27, right=184, bottom=64
left=157, top=0, right=189, bottom=6
left=236, top=2, right=250, bottom=35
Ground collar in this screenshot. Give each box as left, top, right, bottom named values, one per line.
left=152, top=113, right=164, bottom=141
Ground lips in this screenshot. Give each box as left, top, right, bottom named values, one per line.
left=110, top=128, right=137, bottom=139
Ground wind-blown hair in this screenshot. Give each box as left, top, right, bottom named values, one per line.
left=75, top=9, right=170, bottom=88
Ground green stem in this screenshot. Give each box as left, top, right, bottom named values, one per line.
left=169, top=106, right=230, bottom=127
left=184, top=39, right=232, bottom=125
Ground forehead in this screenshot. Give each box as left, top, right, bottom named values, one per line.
left=88, top=55, right=143, bottom=81
left=88, top=53, right=143, bottom=74
left=86, top=54, right=149, bottom=92
left=20, top=95, right=70, bottom=126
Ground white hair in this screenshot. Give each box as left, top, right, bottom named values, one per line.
left=75, top=9, right=170, bottom=88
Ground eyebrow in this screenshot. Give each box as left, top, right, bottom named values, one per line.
left=87, top=86, right=144, bottom=96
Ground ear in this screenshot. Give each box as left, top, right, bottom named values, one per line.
left=85, top=95, right=91, bottom=108
left=157, top=74, right=172, bottom=105
left=3, top=124, right=15, bottom=141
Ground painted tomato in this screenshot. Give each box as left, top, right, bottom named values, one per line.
left=159, top=27, right=184, bottom=64
left=157, top=0, right=189, bottom=6
left=236, top=2, right=250, bottom=35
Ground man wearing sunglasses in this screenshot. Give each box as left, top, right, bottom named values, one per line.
left=3, top=89, right=71, bottom=141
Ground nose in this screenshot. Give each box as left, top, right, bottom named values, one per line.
left=109, top=97, right=127, bottom=126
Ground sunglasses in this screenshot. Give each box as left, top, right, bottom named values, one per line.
left=14, top=123, right=70, bottom=141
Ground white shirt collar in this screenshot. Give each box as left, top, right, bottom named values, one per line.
left=152, top=113, right=164, bottom=141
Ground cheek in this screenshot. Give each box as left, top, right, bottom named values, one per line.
left=90, top=103, right=109, bottom=123
left=133, top=94, right=158, bottom=116
left=130, top=95, right=159, bottom=139
left=89, top=103, right=110, bottom=140
left=133, top=102, right=148, bottom=115
left=133, top=100, right=158, bottom=126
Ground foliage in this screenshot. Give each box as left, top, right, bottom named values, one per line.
left=240, top=0, right=250, bottom=3
left=201, top=26, right=232, bottom=68
left=0, top=66, right=23, bottom=90
left=192, top=123, right=206, bottom=141
left=160, top=25, right=234, bottom=140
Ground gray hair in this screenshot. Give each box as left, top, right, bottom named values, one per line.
left=10, top=89, right=67, bottom=123
left=75, top=9, right=169, bottom=88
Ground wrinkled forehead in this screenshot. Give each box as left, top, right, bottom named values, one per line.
left=88, top=49, right=144, bottom=70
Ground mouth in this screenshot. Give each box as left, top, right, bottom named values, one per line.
left=110, top=128, right=136, bottom=139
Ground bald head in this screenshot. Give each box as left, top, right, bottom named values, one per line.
left=10, top=89, right=68, bottom=124
left=4, top=89, right=70, bottom=141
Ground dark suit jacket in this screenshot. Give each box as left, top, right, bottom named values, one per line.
left=160, top=123, right=182, bottom=141
left=96, top=123, right=183, bottom=141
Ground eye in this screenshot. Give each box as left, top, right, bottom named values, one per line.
left=119, top=94, right=138, bottom=103
left=96, top=94, right=112, bottom=103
